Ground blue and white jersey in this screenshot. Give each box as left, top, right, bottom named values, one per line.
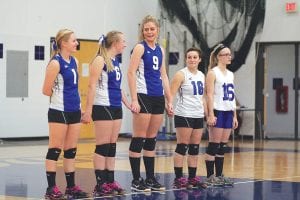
left=94, top=58, right=122, bottom=107
left=49, top=54, right=80, bottom=112
left=136, top=41, right=163, bottom=96
left=212, top=66, right=236, bottom=111
left=175, top=67, right=205, bottom=118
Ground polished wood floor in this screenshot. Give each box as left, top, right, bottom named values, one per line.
left=0, top=137, right=300, bottom=200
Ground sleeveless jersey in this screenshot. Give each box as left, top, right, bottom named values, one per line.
left=94, top=58, right=122, bottom=107
left=136, top=41, right=163, bottom=96
left=49, top=54, right=80, bottom=112
left=212, top=66, right=236, bottom=111
left=175, top=67, right=205, bottom=118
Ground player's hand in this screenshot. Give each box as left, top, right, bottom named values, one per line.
left=165, top=102, right=174, bottom=117
left=207, top=115, right=217, bottom=126
left=81, top=112, right=92, bottom=124
left=233, top=117, right=238, bottom=129
left=130, top=100, right=140, bottom=113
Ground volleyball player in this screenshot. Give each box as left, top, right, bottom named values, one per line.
left=170, top=47, right=207, bottom=190
left=42, top=29, right=88, bottom=199
left=205, top=44, right=238, bottom=187
left=81, top=31, right=130, bottom=197
left=127, top=15, right=173, bottom=192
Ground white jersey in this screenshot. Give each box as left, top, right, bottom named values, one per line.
left=212, top=66, right=236, bottom=111
left=175, top=67, right=205, bottom=118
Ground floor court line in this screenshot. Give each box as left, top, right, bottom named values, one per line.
left=235, top=175, right=300, bottom=185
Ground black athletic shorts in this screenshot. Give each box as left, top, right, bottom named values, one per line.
left=174, top=115, right=204, bottom=129
left=137, top=93, right=165, bottom=114
left=92, top=105, right=122, bottom=120
left=48, top=108, right=81, bottom=124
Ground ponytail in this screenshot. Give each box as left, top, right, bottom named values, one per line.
left=97, top=35, right=114, bottom=72
left=50, top=29, right=74, bottom=60
left=96, top=31, right=123, bottom=72
left=50, top=39, right=58, bottom=59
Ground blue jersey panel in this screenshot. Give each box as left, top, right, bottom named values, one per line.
left=52, top=54, right=80, bottom=112
left=141, top=41, right=163, bottom=96
left=106, top=59, right=122, bottom=107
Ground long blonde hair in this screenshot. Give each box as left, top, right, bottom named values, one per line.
left=208, top=43, right=227, bottom=70
left=97, top=31, right=123, bottom=72
left=50, top=29, right=74, bottom=59
left=138, top=15, right=159, bottom=42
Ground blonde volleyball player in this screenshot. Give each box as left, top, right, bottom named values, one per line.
left=205, top=44, right=238, bottom=187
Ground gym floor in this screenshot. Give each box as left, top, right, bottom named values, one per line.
left=0, top=137, right=300, bottom=200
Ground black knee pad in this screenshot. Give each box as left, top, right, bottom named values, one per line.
left=143, top=137, right=157, bottom=151
left=188, top=144, right=199, bottom=155
left=64, top=148, right=77, bottom=159
left=129, top=137, right=145, bottom=153
left=46, top=148, right=61, bottom=161
left=108, top=143, right=116, bottom=157
left=206, top=142, right=219, bottom=156
left=95, top=144, right=110, bottom=157
left=216, top=142, right=227, bottom=156
left=175, top=143, right=188, bottom=155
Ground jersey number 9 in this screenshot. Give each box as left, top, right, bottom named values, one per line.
left=152, top=56, right=159, bottom=70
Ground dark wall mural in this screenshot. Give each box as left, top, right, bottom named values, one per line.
left=160, top=0, right=265, bottom=73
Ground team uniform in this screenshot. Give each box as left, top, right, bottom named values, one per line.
left=204, top=66, right=236, bottom=188
left=48, top=53, right=81, bottom=124
left=129, top=41, right=166, bottom=192
left=92, top=58, right=123, bottom=120
left=136, top=41, right=165, bottom=114
left=45, top=53, right=88, bottom=199
left=173, top=67, right=207, bottom=190
left=91, top=57, right=126, bottom=197
left=212, top=66, right=236, bottom=128
left=174, top=67, right=205, bottom=129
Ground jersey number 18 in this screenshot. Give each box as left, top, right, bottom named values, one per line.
left=191, top=81, right=204, bottom=95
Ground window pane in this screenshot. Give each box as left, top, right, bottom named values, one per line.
left=0, top=43, right=3, bottom=59
left=34, top=45, right=44, bottom=60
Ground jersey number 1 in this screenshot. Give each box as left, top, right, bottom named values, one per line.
left=71, top=69, right=77, bottom=85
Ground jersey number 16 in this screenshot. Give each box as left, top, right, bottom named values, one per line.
left=222, top=83, right=234, bottom=101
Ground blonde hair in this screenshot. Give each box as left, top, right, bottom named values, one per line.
left=51, top=29, right=74, bottom=59
left=97, top=31, right=123, bottom=72
left=208, top=43, right=226, bottom=70
left=138, top=15, right=159, bottom=41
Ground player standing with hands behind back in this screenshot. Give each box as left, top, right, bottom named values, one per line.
left=42, top=29, right=88, bottom=199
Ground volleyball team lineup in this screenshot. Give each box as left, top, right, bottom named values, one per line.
left=42, top=14, right=238, bottom=199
